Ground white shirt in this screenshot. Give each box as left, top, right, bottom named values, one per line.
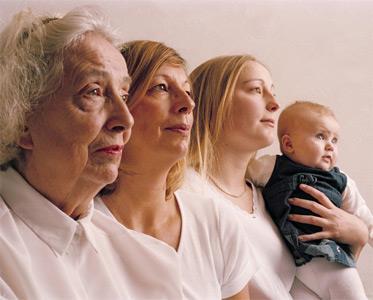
left=0, top=167, right=184, bottom=300
left=96, top=188, right=257, bottom=299
left=183, top=168, right=296, bottom=300
left=248, top=155, right=373, bottom=247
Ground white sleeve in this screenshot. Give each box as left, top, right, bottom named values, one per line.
left=341, top=175, right=373, bottom=247
left=246, top=155, right=276, bottom=187
left=0, top=277, right=17, bottom=300
left=218, top=201, right=258, bottom=298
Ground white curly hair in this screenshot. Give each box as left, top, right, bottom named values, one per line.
left=0, top=6, right=118, bottom=166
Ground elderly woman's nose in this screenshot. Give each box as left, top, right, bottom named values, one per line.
left=107, top=99, right=134, bottom=132
left=174, top=91, right=195, bottom=114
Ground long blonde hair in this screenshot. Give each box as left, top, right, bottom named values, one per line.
left=120, top=40, right=187, bottom=199
left=188, top=55, right=260, bottom=178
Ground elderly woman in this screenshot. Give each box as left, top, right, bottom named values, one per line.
left=0, top=8, right=184, bottom=300
left=185, top=55, right=370, bottom=299
left=95, top=40, right=257, bottom=299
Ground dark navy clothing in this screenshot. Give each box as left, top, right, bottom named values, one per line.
left=262, top=155, right=355, bottom=267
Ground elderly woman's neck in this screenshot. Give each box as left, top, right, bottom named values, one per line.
left=15, top=162, right=98, bottom=219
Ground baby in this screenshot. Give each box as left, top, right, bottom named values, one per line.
left=248, top=101, right=373, bottom=299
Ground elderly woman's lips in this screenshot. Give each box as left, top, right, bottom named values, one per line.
left=95, top=145, right=124, bottom=154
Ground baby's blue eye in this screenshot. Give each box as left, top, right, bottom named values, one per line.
left=316, top=133, right=325, bottom=140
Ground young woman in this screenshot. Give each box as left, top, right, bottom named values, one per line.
left=185, top=55, right=369, bottom=299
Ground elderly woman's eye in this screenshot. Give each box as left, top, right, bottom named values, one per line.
left=87, top=88, right=101, bottom=96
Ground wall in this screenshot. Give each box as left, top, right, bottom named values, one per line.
left=1, top=0, right=372, bottom=297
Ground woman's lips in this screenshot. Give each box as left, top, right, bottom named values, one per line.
left=165, top=124, right=191, bottom=136
left=95, top=145, right=124, bottom=155
left=260, top=118, right=275, bottom=127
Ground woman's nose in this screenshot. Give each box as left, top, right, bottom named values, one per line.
left=106, top=96, right=134, bottom=133
left=266, top=93, right=280, bottom=112
left=174, top=91, right=195, bottom=114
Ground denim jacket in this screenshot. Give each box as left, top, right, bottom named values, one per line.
left=262, top=155, right=354, bottom=267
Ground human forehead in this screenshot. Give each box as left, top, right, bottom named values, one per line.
left=152, top=64, right=189, bottom=86
left=237, top=61, right=273, bottom=88
left=300, top=111, right=340, bottom=134
left=65, top=33, right=129, bottom=85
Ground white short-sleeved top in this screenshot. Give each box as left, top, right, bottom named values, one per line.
left=183, top=168, right=296, bottom=300
left=0, top=167, right=184, bottom=300
left=95, top=188, right=257, bottom=299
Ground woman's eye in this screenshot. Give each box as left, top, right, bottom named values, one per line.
left=148, top=83, right=169, bottom=95
left=332, top=137, right=338, bottom=144
left=185, top=90, right=192, bottom=96
left=121, top=93, right=129, bottom=103
left=316, top=133, right=325, bottom=140
left=87, top=88, right=101, bottom=96
left=250, top=87, right=262, bottom=94
left=155, top=83, right=168, bottom=91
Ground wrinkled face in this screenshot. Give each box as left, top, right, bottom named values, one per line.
left=288, top=112, right=340, bottom=171
left=20, top=33, right=134, bottom=185
left=124, top=64, right=194, bottom=167
left=221, top=61, right=279, bottom=152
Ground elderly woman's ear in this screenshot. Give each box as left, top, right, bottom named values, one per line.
left=17, top=126, right=33, bottom=150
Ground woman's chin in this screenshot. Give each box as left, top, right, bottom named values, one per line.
left=84, top=163, right=119, bottom=186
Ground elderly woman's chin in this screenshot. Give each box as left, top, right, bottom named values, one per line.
left=85, top=156, right=122, bottom=185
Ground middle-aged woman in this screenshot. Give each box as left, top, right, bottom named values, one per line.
left=0, top=8, right=187, bottom=300
left=95, top=40, right=257, bottom=300
left=184, top=55, right=370, bottom=299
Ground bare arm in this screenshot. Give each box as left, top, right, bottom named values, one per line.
left=288, top=184, right=369, bottom=259
left=224, top=284, right=250, bottom=300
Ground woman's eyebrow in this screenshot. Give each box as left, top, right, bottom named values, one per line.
left=242, top=78, right=264, bottom=84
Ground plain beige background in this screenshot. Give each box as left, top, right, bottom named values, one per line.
left=1, top=0, right=372, bottom=298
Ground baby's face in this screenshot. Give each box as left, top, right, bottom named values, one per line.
left=287, top=113, right=340, bottom=171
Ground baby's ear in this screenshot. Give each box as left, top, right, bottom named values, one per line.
left=281, top=134, right=294, bottom=154
left=17, top=126, right=34, bottom=150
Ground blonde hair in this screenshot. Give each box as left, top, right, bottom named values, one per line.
left=278, top=100, right=336, bottom=138
left=0, top=6, right=117, bottom=166
left=188, top=55, right=259, bottom=177
left=120, top=40, right=187, bottom=199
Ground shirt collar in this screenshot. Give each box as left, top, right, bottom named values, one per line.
left=0, top=167, right=97, bottom=255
